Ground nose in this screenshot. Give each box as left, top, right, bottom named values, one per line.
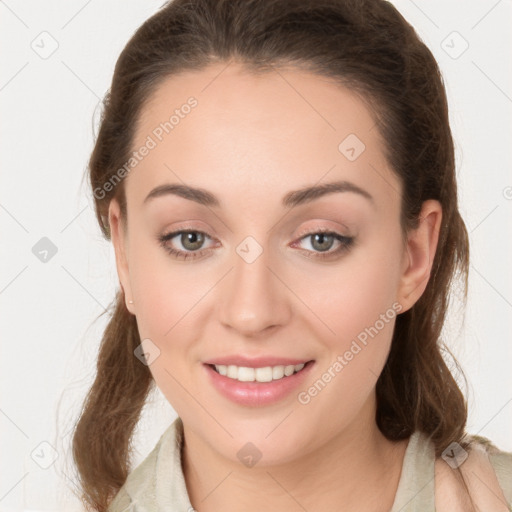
left=218, top=244, right=292, bottom=338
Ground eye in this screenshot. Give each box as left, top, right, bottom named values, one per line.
left=291, top=228, right=355, bottom=260
left=157, top=227, right=355, bottom=262
left=157, top=229, right=215, bottom=260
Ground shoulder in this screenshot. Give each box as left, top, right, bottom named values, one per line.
left=434, top=434, right=512, bottom=512
left=108, top=486, right=134, bottom=512
left=107, top=417, right=189, bottom=512
left=106, top=442, right=162, bottom=512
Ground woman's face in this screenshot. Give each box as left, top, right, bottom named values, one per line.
left=109, top=62, right=440, bottom=465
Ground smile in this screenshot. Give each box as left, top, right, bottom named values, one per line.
left=210, top=363, right=306, bottom=383
left=204, top=360, right=315, bottom=407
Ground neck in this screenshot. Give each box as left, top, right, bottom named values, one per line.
left=181, top=393, right=408, bottom=512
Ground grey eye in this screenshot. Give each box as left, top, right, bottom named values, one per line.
left=179, top=231, right=206, bottom=251
left=308, top=233, right=336, bottom=252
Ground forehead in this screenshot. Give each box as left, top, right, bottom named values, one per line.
left=126, top=61, right=400, bottom=212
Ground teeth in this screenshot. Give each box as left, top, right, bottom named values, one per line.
left=272, top=365, right=284, bottom=380
left=213, top=363, right=306, bottom=382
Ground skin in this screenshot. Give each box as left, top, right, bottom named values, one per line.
left=108, top=61, right=445, bottom=511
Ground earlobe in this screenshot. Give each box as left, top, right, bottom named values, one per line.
left=108, top=198, right=135, bottom=314
left=397, top=200, right=442, bottom=312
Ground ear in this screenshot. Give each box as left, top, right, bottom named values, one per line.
left=108, top=198, right=135, bottom=314
left=397, top=199, right=442, bottom=313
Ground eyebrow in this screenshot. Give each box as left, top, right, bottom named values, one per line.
left=143, top=180, right=374, bottom=209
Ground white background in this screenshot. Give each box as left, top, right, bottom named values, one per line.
left=0, top=1, right=511, bottom=510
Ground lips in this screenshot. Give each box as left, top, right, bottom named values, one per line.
left=203, top=358, right=316, bottom=406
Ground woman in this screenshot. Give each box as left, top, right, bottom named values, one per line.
left=72, top=0, right=512, bottom=510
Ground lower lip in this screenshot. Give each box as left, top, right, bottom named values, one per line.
left=203, top=361, right=315, bottom=407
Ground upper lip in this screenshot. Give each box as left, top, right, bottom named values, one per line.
left=203, top=356, right=313, bottom=367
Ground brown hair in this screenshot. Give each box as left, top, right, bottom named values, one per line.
left=72, top=0, right=471, bottom=509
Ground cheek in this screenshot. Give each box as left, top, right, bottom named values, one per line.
left=128, top=255, right=206, bottom=411
left=292, top=230, right=403, bottom=347
left=125, top=241, right=194, bottom=370
left=293, top=288, right=400, bottom=436
left=291, top=232, right=403, bottom=409
left=127, top=228, right=208, bottom=336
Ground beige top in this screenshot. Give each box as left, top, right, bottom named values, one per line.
left=108, top=416, right=512, bottom=511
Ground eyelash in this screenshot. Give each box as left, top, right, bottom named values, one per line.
left=157, top=227, right=355, bottom=262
